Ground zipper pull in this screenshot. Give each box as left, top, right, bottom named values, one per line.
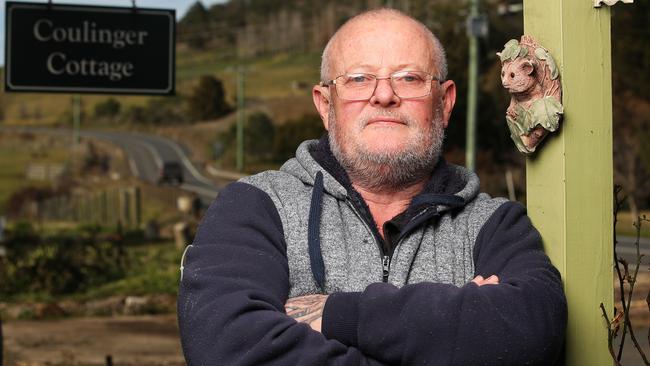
left=382, top=255, right=391, bottom=282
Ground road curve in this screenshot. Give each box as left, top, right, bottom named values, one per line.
left=0, top=126, right=222, bottom=204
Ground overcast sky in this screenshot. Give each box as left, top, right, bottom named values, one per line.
left=0, top=0, right=225, bottom=66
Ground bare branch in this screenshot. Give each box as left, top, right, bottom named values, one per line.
left=602, top=302, right=623, bottom=366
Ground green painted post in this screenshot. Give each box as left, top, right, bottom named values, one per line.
left=236, top=67, right=246, bottom=172
left=523, top=1, right=613, bottom=365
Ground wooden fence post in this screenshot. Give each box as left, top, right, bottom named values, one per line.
left=523, top=1, right=613, bottom=364
left=130, top=187, right=141, bottom=228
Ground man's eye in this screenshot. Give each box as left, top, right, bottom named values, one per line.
left=348, top=75, right=369, bottom=83
left=403, top=76, right=417, bottom=82
left=395, top=74, right=424, bottom=83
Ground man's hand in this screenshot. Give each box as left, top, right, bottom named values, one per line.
left=285, top=294, right=328, bottom=332
left=472, top=275, right=499, bottom=286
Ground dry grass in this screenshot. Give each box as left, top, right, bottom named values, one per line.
left=0, top=132, right=71, bottom=213
left=617, top=211, right=650, bottom=238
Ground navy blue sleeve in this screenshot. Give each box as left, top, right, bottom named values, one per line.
left=322, top=202, right=567, bottom=366
left=177, top=182, right=387, bottom=366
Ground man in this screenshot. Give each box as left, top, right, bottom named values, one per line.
left=178, top=8, right=566, bottom=366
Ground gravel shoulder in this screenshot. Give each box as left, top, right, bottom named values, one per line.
left=3, top=314, right=184, bottom=366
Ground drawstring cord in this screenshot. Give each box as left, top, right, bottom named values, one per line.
left=307, top=171, right=326, bottom=292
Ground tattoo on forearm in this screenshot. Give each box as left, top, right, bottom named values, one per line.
left=284, top=294, right=327, bottom=329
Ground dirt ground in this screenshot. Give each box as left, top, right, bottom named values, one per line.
left=3, top=315, right=184, bottom=366
left=2, top=272, right=650, bottom=366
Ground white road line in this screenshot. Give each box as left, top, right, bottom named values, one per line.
left=128, top=155, right=141, bottom=178
left=206, top=165, right=247, bottom=180
left=180, top=183, right=219, bottom=198
left=85, top=132, right=146, bottom=179
left=140, top=139, right=163, bottom=169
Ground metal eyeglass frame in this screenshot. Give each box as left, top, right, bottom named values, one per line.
left=320, top=71, right=443, bottom=101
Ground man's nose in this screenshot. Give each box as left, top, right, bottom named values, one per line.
left=369, top=79, right=400, bottom=107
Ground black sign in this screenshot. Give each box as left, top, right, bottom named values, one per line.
left=5, top=1, right=175, bottom=95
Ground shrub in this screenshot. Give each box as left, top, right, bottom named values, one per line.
left=0, top=225, right=127, bottom=296
left=94, top=98, right=121, bottom=119
left=272, top=114, right=325, bottom=162
left=187, top=75, right=232, bottom=121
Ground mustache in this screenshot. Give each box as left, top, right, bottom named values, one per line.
left=358, top=110, right=415, bottom=127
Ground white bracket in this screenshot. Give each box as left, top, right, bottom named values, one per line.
left=594, top=0, right=633, bottom=7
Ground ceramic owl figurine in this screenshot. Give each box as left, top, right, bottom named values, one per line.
left=497, top=35, right=563, bottom=154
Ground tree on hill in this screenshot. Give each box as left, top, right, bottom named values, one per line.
left=272, top=114, right=325, bottom=162
left=611, top=1, right=650, bottom=213
left=180, top=1, right=211, bottom=49
left=94, top=98, right=121, bottom=120
left=187, top=75, right=232, bottom=121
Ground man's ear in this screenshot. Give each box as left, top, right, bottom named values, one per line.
left=312, top=84, right=331, bottom=130
left=440, top=80, right=456, bottom=129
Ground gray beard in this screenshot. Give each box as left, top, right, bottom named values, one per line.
left=328, top=105, right=445, bottom=192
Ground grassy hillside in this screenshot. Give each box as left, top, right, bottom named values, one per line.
left=0, top=132, right=70, bottom=213
left=0, top=48, right=321, bottom=126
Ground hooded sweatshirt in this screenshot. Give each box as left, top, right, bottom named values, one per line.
left=177, top=138, right=567, bottom=366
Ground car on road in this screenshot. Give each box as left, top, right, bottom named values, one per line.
left=158, top=161, right=184, bottom=185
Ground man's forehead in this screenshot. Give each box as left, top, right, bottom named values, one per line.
left=337, top=16, right=429, bottom=46
left=330, top=17, right=434, bottom=73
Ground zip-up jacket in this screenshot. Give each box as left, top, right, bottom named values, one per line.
left=178, top=137, right=567, bottom=365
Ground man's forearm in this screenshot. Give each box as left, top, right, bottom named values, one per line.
left=287, top=277, right=497, bottom=333
left=179, top=183, right=388, bottom=366
left=285, top=294, right=328, bottom=332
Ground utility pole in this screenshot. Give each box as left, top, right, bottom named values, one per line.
left=465, top=0, right=486, bottom=171
left=71, top=94, right=81, bottom=169
left=72, top=94, right=81, bottom=145
left=236, top=67, right=246, bottom=172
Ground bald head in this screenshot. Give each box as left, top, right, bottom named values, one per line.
left=320, top=8, right=447, bottom=82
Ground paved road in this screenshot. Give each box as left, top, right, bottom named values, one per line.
left=82, top=130, right=221, bottom=203
left=1, top=126, right=223, bottom=205
left=616, top=236, right=650, bottom=272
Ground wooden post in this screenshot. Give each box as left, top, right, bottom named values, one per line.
left=523, top=1, right=613, bottom=365
left=119, top=188, right=130, bottom=229
left=131, top=187, right=141, bottom=228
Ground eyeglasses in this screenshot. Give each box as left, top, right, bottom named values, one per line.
left=321, top=71, right=442, bottom=101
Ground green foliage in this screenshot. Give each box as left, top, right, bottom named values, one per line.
left=187, top=75, right=232, bottom=121
left=272, top=114, right=325, bottom=162
left=179, top=1, right=211, bottom=50
left=214, top=112, right=325, bottom=170
left=0, top=225, right=127, bottom=296
left=94, top=98, right=121, bottom=119
left=79, top=243, right=183, bottom=299
left=216, top=111, right=275, bottom=163
left=120, top=96, right=187, bottom=125
left=246, top=112, right=275, bottom=157
left=612, top=2, right=650, bottom=97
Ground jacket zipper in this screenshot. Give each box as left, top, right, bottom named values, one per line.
left=346, top=201, right=442, bottom=284
left=382, top=255, right=391, bottom=282
left=346, top=200, right=393, bottom=283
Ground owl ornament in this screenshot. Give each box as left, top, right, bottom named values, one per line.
left=497, top=36, right=563, bottom=154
